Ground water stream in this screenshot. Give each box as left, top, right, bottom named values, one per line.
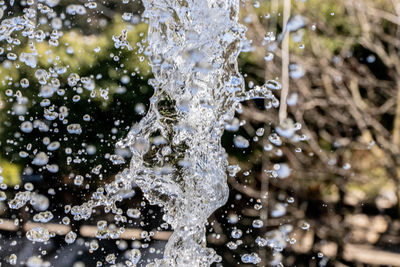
left=117, top=0, right=277, bottom=265
left=2, top=1, right=280, bottom=266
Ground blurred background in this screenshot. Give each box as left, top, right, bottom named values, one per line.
left=1, top=0, right=400, bottom=266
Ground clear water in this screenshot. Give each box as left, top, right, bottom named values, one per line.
left=120, top=1, right=277, bottom=265
left=1, top=1, right=284, bottom=266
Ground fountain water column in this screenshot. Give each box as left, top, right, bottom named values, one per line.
left=132, top=0, right=247, bottom=266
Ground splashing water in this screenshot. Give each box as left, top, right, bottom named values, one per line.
left=114, top=0, right=275, bottom=265
left=3, top=0, right=281, bottom=266
left=71, top=0, right=277, bottom=265
left=72, top=0, right=276, bottom=265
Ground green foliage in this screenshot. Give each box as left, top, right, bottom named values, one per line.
left=0, top=158, right=21, bottom=186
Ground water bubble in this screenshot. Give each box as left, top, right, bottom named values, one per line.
left=227, top=213, right=239, bottom=224
left=66, top=5, right=87, bottom=15
left=264, top=52, right=274, bottom=61
left=127, top=249, right=141, bottom=264
left=276, top=163, right=291, bottom=179
left=24, top=183, right=34, bottom=191
left=287, top=93, right=298, bottom=106
left=269, top=133, right=282, bottom=146
left=135, top=103, right=146, bottom=115
left=0, top=191, right=6, bottom=201
left=233, top=135, right=250, bottom=148
left=85, top=2, right=97, bottom=9
left=47, top=141, right=60, bottom=151
left=33, top=211, right=54, bottom=223
left=65, top=231, right=77, bottom=244
left=90, top=240, right=99, bottom=251
left=74, top=175, right=84, bottom=186
left=20, top=78, right=30, bottom=88
left=26, top=227, right=51, bottom=242
left=5, top=89, right=13, bottom=97
left=226, top=241, right=238, bottom=250
left=68, top=73, right=80, bottom=86
left=271, top=203, right=287, bottom=218
left=110, top=154, right=125, bottom=165
left=67, top=124, right=82, bottom=134
left=265, top=80, right=282, bottom=90
left=289, top=64, right=305, bottom=79
left=343, top=163, right=351, bottom=170
left=31, top=194, right=49, bottom=211
left=256, top=128, right=265, bottom=136
left=46, top=164, right=59, bottom=173
left=7, top=53, right=17, bottom=61
left=227, top=165, right=241, bottom=177
left=127, top=208, right=141, bottom=219
left=122, top=12, right=133, bottom=21
left=20, top=121, right=33, bottom=133
left=231, top=229, right=243, bottom=239
left=225, top=118, right=240, bottom=132
left=32, top=152, right=49, bottom=166
left=39, top=85, right=56, bottom=98
left=301, top=222, right=310, bottom=230
left=286, top=15, right=306, bottom=32
left=252, top=219, right=264, bottom=228
left=254, top=203, right=262, bottom=210
left=106, top=254, right=116, bottom=264
left=9, top=254, right=17, bottom=265
left=255, top=236, right=268, bottom=247
left=86, top=145, right=97, bottom=155
left=83, top=114, right=91, bottom=121
left=40, top=99, right=51, bottom=107
left=72, top=95, right=81, bottom=102
left=264, top=32, right=276, bottom=43
left=62, top=217, right=70, bottom=225
left=92, top=164, right=102, bottom=175
left=20, top=53, right=38, bottom=68
left=97, top=220, right=107, bottom=230
left=367, top=54, right=376, bottom=63
left=44, top=109, right=58, bottom=120
left=276, top=124, right=296, bottom=138
left=241, top=253, right=261, bottom=264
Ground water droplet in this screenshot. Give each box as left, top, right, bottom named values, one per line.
left=301, top=222, right=310, bottom=230
left=32, top=152, right=49, bottom=166
left=67, top=124, right=82, bottom=134
left=265, top=80, right=282, bottom=90
left=33, top=211, right=53, bottom=223
left=252, top=219, right=264, bottom=228
left=231, top=229, right=243, bottom=239
left=127, top=249, right=141, bottom=264
left=241, top=253, right=261, bottom=264
left=264, top=52, right=274, bottom=61
left=20, top=121, right=33, bottom=133
left=26, top=227, right=51, bottom=242
left=20, top=78, right=30, bottom=88
left=65, top=231, right=77, bottom=244
left=226, top=241, right=238, bottom=250
left=9, top=254, right=17, bottom=265
left=127, top=208, right=141, bottom=219
left=233, top=135, right=250, bottom=148
left=74, top=175, right=84, bottom=186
